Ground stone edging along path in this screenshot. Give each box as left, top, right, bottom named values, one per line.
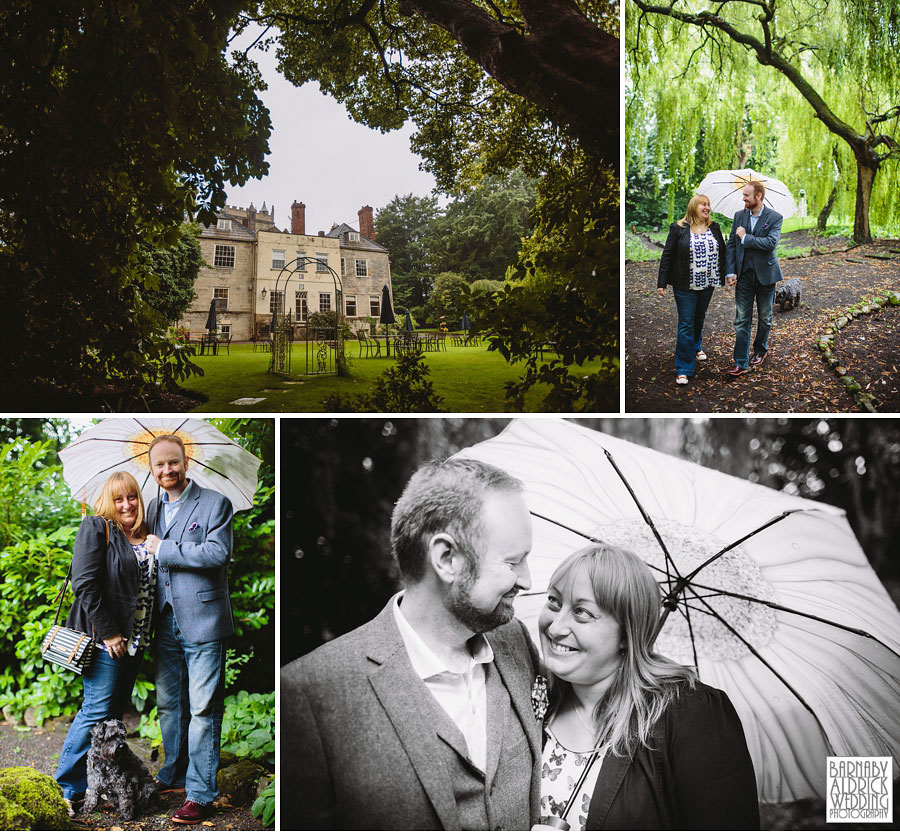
left=817, top=290, right=900, bottom=412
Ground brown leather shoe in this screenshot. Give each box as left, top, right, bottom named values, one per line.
left=750, top=352, right=767, bottom=366
left=725, top=364, right=748, bottom=376
left=172, top=800, right=212, bottom=824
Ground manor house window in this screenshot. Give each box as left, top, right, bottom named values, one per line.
left=345, top=295, right=357, bottom=317
left=356, top=259, right=368, bottom=277
left=272, top=249, right=286, bottom=270
left=319, top=292, right=332, bottom=312
left=213, top=287, right=228, bottom=311
left=316, top=253, right=329, bottom=273
left=370, top=295, right=380, bottom=317
left=214, top=245, right=235, bottom=269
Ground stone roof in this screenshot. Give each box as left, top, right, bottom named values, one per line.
left=198, top=209, right=257, bottom=241
left=326, top=222, right=387, bottom=252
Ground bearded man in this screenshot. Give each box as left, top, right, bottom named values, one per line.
left=281, top=458, right=542, bottom=830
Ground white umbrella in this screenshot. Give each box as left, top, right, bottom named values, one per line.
left=59, top=418, right=261, bottom=512
left=695, top=168, right=800, bottom=219
left=455, top=418, right=900, bottom=803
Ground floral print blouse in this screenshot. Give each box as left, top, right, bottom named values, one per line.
left=127, top=541, right=156, bottom=655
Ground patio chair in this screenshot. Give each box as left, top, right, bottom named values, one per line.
left=219, top=334, right=232, bottom=355
left=357, top=330, right=376, bottom=358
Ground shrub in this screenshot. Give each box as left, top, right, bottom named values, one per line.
left=220, top=691, right=275, bottom=767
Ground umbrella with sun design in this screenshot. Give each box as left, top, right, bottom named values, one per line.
left=456, top=418, right=900, bottom=803
left=59, top=418, right=261, bottom=512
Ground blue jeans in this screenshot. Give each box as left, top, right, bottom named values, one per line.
left=155, top=606, right=226, bottom=806
left=733, top=272, right=776, bottom=368
left=672, top=286, right=714, bottom=376
left=56, top=650, right=143, bottom=799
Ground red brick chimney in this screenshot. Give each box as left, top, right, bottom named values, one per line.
left=291, top=201, right=306, bottom=236
left=358, top=205, right=375, bottom=241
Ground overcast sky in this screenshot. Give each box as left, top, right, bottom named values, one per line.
left=224, top=30, right=438, bottom=234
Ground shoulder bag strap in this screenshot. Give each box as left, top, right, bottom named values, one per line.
left=51, top=518, right=110, bottom=625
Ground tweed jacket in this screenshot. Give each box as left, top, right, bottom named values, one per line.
left=584, top=682, right=760, bottom=830
left=66, top=515, right=144, bottom=642
left=281, top=598, right=543, bottom=830
left=725, top=206, right=784, bottom=285
left=657, top=221, right=727, bottom=291
left=147, top=483, right=234, bottom=644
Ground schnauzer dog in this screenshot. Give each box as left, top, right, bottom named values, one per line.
left=83, top=719, right=159, bottom=820
left=775, top=277, right=802, bottom=311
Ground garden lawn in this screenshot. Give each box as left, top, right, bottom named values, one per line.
left=180, top=343, right=613, bottom=412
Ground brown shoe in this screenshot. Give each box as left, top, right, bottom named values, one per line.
left=725, top=364, right=748, bottom=376
left=750, top=352, right=767, bottom=366
left=172, top=800, right=212, bottom=824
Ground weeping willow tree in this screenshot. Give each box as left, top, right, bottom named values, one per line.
left=626, top=0, right=900, bottom=241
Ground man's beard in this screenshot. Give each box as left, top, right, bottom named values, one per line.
left=446, top=561, right=516, bottom=634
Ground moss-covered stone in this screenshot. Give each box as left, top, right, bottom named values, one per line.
left=217, top=760, right=266, bottom=807
left=857, top=393, right=878, bottom=412
left=836, top=316, right=849, bottom=329
left=0, top=767, right=69, bottom=830
left=835, top=366, right=848, bottom=377
left=888, top=291, right=900, bottom=306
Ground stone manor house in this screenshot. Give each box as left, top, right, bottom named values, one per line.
left=178, top=200, right=393, bottom=341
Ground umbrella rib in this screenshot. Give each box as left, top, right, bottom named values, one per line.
left=602, top=449, right=681, bottom=598
left=685, top=580, right=900, bottom=662
left=686, top=508, right=812, bottom=581
left=187, top=458, right=255, bottom=505
left=528, top=511, right=604, bottom=544
left=690, top=597, right=827, bottom=725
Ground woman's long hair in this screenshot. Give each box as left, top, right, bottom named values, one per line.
left=545, top=544, right=697, bottom=759
left=676, top=194, right=712, bottom=229
left=93, top=472, right=146, bottom=537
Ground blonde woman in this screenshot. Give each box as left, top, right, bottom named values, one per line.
left=537, top=545, right=759, bottom=830
left=656, top=194, right=726, bottom=385
left=56, top=472, right=157, bottom=815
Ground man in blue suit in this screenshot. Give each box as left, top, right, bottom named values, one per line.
left=145, top=435, right=234, bottom=825
left=724, top=180, right=784, bottom=376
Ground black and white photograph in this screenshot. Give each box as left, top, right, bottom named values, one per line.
left=281, top=417, right=900, bottom=830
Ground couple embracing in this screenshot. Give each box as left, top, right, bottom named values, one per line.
left=657, top=181, right=784, bottom=385
left=282, top=459, right=760, bottom=830
left=55, top=435, right=233, bottom=824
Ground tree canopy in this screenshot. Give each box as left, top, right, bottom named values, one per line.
left=140, top=224, right=205, bottom=325
left=248, top=0, right=619, bottom=409
left=626, top=0, right=900, bottom=240
left=0, top=1, right=271, bottom=405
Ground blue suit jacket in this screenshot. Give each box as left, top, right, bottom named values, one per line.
left=725, top=205, right=784, bottom=286
left=147, top=483, right=234, bottom=643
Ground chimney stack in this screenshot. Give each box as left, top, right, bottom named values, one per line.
left=291, top=200, right=306, bottom=236
left=358, top=205, right=375, bottom=241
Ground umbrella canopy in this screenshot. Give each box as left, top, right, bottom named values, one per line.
left=461, top=312, right=471, bottom=331
left=456, top=419, right=900, bottom=803
left=379, top=285, right=396, bottom=326
left=696, top=168, right=800, bottom=219
left=59, top=418, right=262, bottom=512
left=205, top=299, right=218, bottom=332
left=404, top=309, right=414, bottom=332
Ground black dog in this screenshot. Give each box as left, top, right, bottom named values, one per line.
left=82, top=719, right=159, bottom=820
left=775, top=277, right=802, bottom=310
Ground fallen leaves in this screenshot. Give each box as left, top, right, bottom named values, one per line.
left=626, top=237, right=900, bottom=412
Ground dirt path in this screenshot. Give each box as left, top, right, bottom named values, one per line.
left=0, top=718, right=268, bottom=831
left=625, top=239, right=900, bottom=412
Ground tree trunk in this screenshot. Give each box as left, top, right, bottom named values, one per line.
left=816, top=184, right=836, bottom=231
left=852, top=148, right=877, bottom=243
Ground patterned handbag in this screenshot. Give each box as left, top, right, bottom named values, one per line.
left=40, top=519, right=109, bottom=674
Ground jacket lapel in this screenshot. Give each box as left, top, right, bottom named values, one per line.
left=366, top=603, right=462, bottom=830
left=161, top=484, right=201, bottom=541
left=586, top=749, right=634, bottom=827
left=490, top=629, right=542, bottom=773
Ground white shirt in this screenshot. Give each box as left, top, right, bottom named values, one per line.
left=161, top=479, right=195, bottom=531
left=393, top=592, right=493, bottom=772
left=741, top=209, right=763, bottom=244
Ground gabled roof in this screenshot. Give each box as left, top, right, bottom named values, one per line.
left=198, top=209, right=257, bottom=241
left=325, top=222, right=387, bottom=252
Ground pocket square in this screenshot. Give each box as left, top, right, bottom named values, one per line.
left=187, top=522, right=199, bottom=532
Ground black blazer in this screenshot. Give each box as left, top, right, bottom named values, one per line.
left=65, top=516, right=141, bottom=642
left=585, top=682, right=759, bottom=830
left=657, top=221, right=727, bottom=291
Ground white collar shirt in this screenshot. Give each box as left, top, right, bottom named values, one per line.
left=161, top=479, right=195, bottom=531
left=393, top=592, right=493, bottom=772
